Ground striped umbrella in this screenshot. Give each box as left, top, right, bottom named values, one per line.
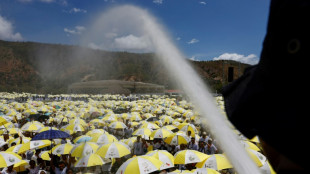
left=108, top=121, right=127, bottom=129
left=174, top=150, right=209, bottom=164
left=132, top=128, right=152, bottom=136
left=74, top=154, right=105, bottom=167
left=196, top=154, right=233, bottom=170
left=71, top=142, right=99, bottom=157
left=51, top=143, right=74, bottom=155
left=116, top=156, right=163, bottom=174
left=146, top=150, right=174, bottom=170
left=150, top=128, right=173, bottom=139
left=95, top=142, right=130, bottom=158
left=0, top=152, right=23, bottom=168
left=164, top=133, right=190, bottom=145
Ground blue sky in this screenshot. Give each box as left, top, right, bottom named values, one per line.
left=0, top=0, right=270, bottom=64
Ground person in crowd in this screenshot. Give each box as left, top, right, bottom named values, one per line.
left=0, top=165, right=17, bottom=174
left=26, top=160, right=40, bottom=174
left=199, top=132, right=209, bottom=144
left=133, top=136, right=144, bottom=156
left=187, top=137, right=198, bottom=150
left=205, top=138, right=218, bottom=155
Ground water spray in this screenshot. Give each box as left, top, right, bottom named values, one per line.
left=83, top=5, right=261, bottom=174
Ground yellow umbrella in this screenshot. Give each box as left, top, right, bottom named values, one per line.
left=64, top=123, right=85, bottom=133
left=164, top=133, right=190, bottom=145
left=116, top=156, right=163, bottom=174
left=196, top=154, right=233, bottom=170
left=247, top=148, right=267, bottom=167
left=162, top=125, right=177, bottom=131
left=89, top=119, right=105, bottom=126
left=0, top=128, right=22, bottom=135
left=38, top=127, right=58, bottom=133
left=146, top=150, right=174, bottom=170
left=150, top=128, right=173, bottom=139
left=7, top=137, right=31, bottom=146
left=174, top=150, right=209, bottom=164
left=177, top=123, right=197, bottom=137
left=0, top=151, right=23, bottom=168
left=21, top=121, right=44, bottom=132
left=259, top=161, right=276, bottom=174
left=71, top=142, right=99, bottom=157
left=0, top=116, right=9, bottom=125
left=18, top=140, right=52, bottom=154
left=51, top=143, right=74, bottom=155
left=39, top=151, right=51, bottom=161
left=74, top=153, right=105, bottom=167
left=108, top=121, right=127, bottom=129
left=89, top=133, right=118, bottom=144
left=69, top=118, right=87, bottom=126
left=95, top=142, right=130, bottom=158
left=132, top=128, right=152, bottom=136
left=240, top=140, right=260, bottom=151
left=13, top=160, right=29, bottom=172
left=24, top=108, right=37, bottom=115
left=140, top=122, right=160, bottom=129
left=86, top=129, right=108, bottom=135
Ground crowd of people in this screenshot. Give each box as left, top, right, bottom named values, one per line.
left=0, top=93, right=264, bottom=174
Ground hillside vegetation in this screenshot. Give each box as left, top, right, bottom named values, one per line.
left=0, top=40, right=250, bottom=94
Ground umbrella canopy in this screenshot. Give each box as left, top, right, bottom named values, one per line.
left=196, top=154, right=233, bottom=171
left=0, top=152, right=23, bottom=168
left=162, top=125, right=177, bottom=131
left=74, top=153, right=105, bottom=167
left=247, top=148, right=267, bottom=167
left=177, top=123, right=198, bottom=137
left=39, top=151, right=51, bottom=161
left=89, top=133, right=118, bottom=144
left=18, top=140, right=52, bottom=154
left=73, top=135, right=93, bottom=144
left=51, top=143, right=74, bottom=155
left=108, top=121, right=127, bottom=129
left=86, top=129, right=108, bottom=135
left=0, top=116, right=9, bottom=125
left=146, top=150, right=174, bottom=170
left=32, top=129, right=70, bottom=140
left=259, top=161, right=276, bottom=174
left=116, top=155, right=163, bottom=174
left=95, top=142, right=130, bottom=158
left=240, top=140, right=260, bottom=151
left=164, top=133, right=190, bottom=145
left=150, top=128, right=173, bottom=139
left=174, top=150, right=209, bottom=164
left=132, top=128, right=152, bottom=136
left=140, top=122, right=160, bottom=129
left=21, top=121, right=44, bottom=132
left=6, top=144, right=23, bottom=153
left=71, top=142, right=99, bottom=157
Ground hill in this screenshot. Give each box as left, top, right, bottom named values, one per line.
left=0, top=40, right=250, bottom=94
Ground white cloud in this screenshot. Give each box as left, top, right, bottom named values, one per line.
left=187, top=38, right=199, bottom=44
left=69, top=8, right=87, bottom=13
left=213, top=53, right=259, bottom=65
left=200, top=1, right=206, bottom=5
left=64, top=26, right=85, bottom=35
left=153, top=0, right=163, bottom=4
left=113, top=34, right=153, bottom=51
left=176, top=37, right=181, bottom=41
left=0, top=15, right=23, bottom=41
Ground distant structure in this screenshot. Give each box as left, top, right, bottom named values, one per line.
left=68, top=80, right=165, bottom=95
